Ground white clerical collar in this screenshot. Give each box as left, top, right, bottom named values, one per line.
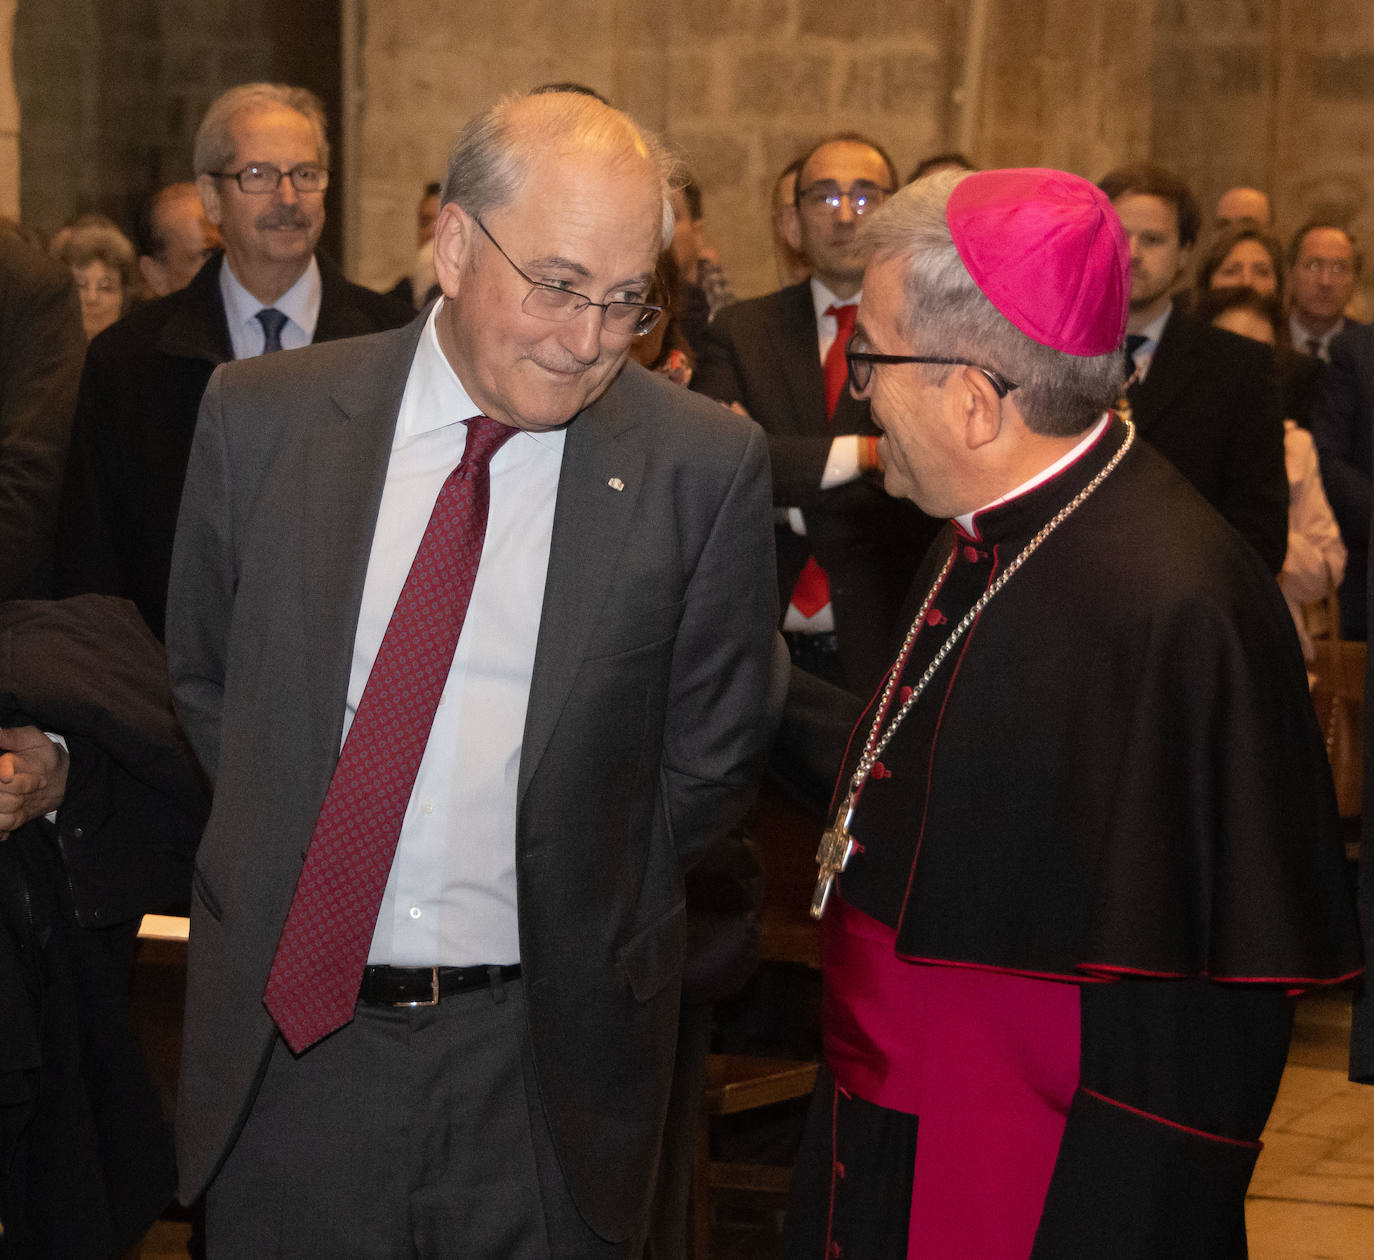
left=401, top=298, right=564, bottom=454
left=956, top=414, right=1112, bottom=535
left=219, top=254, right=322, bottom=352
left=810, top=276, right=859, bottom=325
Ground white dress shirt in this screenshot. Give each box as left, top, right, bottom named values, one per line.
left=809, top=276, right=865, bottom=487
left=359, top=299, right=564, bottom=966
left=1125, top=304, right=1171, bottom=384
left=781, top=279, right=868, bottom=632
left=219, top=255, right=322, bottom=359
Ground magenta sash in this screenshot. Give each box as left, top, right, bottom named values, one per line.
left=822, top=896, right=1081, bottom=1259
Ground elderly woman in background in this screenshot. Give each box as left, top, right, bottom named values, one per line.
left=54, top=217, right=137, bottom=340
left=1194, top=283, right=1346, bottom=660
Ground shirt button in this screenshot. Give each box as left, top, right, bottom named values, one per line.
left=422, top=801, right=434, bottom=815
left=409, top=906, right=422, bottom=919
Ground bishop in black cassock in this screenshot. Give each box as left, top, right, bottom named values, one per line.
left=784, top=168, right=1361, bottom=1259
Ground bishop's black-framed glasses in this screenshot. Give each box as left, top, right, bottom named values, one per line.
left=475, top=218, right=663, bottom=337
left=845, top=333, right=1018, bottom=397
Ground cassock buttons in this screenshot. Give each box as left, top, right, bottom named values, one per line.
left=963, top=544, right=981, bottom=563
left=926, top=607, right=947, bottom=626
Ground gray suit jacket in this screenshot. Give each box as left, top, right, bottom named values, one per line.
left=166, top=317, right=786, bottom=1240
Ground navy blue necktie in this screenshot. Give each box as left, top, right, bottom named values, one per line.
left=257, top=307, right=288, bottom=354
left=1123, top=333, right=1147, bottom=386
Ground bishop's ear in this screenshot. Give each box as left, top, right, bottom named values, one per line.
left=959, top=365, right=1008, bottom=451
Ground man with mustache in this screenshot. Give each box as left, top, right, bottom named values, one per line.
left=56, top=83, right=411, bottom=640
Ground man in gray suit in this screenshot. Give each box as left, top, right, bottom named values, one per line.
left=167, top=90, right=784, bottom=1256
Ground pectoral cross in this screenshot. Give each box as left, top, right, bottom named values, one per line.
left=811, top=793, right=856, bottom=919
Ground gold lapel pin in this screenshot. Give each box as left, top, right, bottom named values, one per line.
left=608, top=477, right=625, bottom=492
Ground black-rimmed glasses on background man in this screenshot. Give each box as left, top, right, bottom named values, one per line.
left=475, top=219, right=663, bottom=337
left=210, top=163, right=330, bottom=194
left=845, top=334, right=1018, bottom=397
left=796, top=181, right=892, bottom=216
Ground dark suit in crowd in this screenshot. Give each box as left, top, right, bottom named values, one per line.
left=55, top=251, right=411, bottom=639
left=694, top=280, right=938, bottom=697
left=1127, top=308, right=1288, bottom=574
left=1311, top=322, right=1374, bottom=638
left=0, top=228, right=85, bottom=601
left=0, top=595, right=208, bottom=1257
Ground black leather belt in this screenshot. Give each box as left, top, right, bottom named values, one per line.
left=358, top=963, right=521, bottom=1007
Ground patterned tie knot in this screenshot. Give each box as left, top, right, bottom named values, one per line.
left=461, top=415, right=517, bottom=472
left=257, top=307, right=288, bottom=353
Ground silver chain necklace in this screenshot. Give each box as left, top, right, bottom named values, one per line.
left=811, top=418, right=1136, bottom=918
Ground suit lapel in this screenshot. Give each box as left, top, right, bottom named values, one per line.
left=157, top=255, right=234, bottom=365
left=300, top=319, right=429, bottom=759
left=1128, top=309, right=1203, bottom=432
left=769, top=282, right=828, bottom=435
left=518, top=392, right=645, bottom=803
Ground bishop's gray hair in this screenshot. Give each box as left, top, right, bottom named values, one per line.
left=193, top=83, right=330, bottom=177
left=442, top=91, right=679, bottom=249
left=859, top=169, right=1126, bottom=437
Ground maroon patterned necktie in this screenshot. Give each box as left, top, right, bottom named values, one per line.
left=264, top=415, right=517, bottom=1053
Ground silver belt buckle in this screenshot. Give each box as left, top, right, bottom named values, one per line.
left=397, top=966, right=440, bottom=1007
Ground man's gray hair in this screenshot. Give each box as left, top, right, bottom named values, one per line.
left=442, top=91, right=680, bottom=249
left=193, top=83, right=330, bottom=177
left=860, top=170, right=1125, bottom=437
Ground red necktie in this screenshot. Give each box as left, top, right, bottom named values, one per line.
left=792, top=304, right=858, bottom=620
left=823, top=302, right=858, bottom=419
left=264, top=415, right=517, bottom=1053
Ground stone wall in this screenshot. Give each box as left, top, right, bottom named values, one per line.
left=1152, top=0, right=1374, bottom=254
left=12, top=0, right=276, bottom=236
left=350, top=0, right=1374, bottom=305
left=352, top=0, right=963, bottom=299
left=4, top=2, right=1374, bottom=302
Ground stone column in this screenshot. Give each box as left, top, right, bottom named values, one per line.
left=969, top=0, right=1156, bottom=181
left=0, top=0, right=18, bottom=219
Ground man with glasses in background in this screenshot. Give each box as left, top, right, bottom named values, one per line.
left=1288, top=222, right=1362, bottom=363
left=56, top=82, right=410, bottom=641
left=695, top=133, right=937, bottom=698
left=166, top=89, right=783, bottom=1256
left=1304, top=223, right=1374, bottom=637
